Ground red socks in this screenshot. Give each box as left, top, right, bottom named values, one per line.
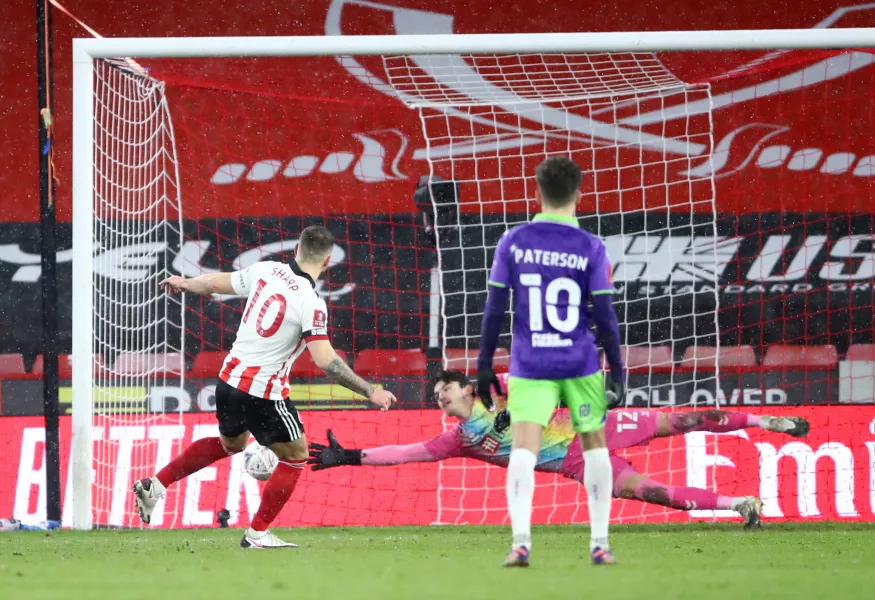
left=155, top=437, right=306, bottom=531
left=156, top=437, right=233, bottom=488
left=250, top=459, right=307, bottom=531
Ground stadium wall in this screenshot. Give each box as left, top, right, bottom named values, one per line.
left=6, top=0, right=875, bottom=222
left=0, top=212, right=872, bottom=358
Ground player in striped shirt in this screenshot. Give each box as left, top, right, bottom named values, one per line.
left=133, top=226, right=396, bottom=548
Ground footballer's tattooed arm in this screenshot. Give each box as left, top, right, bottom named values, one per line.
left=323, top=356, right=376, bottom=399
left=308, top=339, right=395, bottom=410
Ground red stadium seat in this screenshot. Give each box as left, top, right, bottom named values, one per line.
left=290, top=350, right=348, bottom=378
left=444, top=348, right=510, bottom=373
left=113, top=352, right=184, bottom=377
left=354, top=349, right=427, bottom=376
left=31, top=354, right=76, bottom=379
left=846, top=344, right=875, bottom=362
left=0, top=354, right=27, bottom=378
left=762, top=345, right=838, bottom=369
left=621, top=346, right=674, bottom=372
left=678, top=345, right=757, bottom=371
left=188, top=352, right=227, bottom=378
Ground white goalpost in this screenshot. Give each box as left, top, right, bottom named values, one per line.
left=71, top=29, right=875, bottom=530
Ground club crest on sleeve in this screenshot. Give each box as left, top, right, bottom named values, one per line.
left=480, top=435, right=501, bottom=454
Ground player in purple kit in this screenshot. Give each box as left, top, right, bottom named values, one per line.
left=476, top=157, right=624, bottom=566
left=308, top=370, right=810, bottom=526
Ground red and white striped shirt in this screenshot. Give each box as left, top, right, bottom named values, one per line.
left=219, top=260, right=329, bottom=400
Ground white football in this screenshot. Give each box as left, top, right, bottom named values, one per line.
left=243, top=442, right=278, bottom=481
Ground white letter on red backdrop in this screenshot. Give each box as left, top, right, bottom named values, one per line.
left=224, top=451, right=262, bottom=526
left=685, top=431, right=748, bottom=519
left=146, top=425, right=186, bottom=527
left=109, top=426, right=146, bottom=527
left=756, top=441, right=857, bottom=518
left=182, top=424, right=220, bottom=527
left=14, top=428, right=46, bottom=522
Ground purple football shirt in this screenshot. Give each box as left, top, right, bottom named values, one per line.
left=487, top=213, right=613, bottom=379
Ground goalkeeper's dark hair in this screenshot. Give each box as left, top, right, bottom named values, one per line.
left=431, top=369, right=471, bottom=390
left=535, top=156, right=582, bottom=208
left=297, top=225, right=334, bottom=263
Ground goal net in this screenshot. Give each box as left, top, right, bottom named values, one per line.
left=82, top=59, right=185, bottom=528
left=384, top=52, right=719, bottom=524
left=70, top=34, right=875, bottom=529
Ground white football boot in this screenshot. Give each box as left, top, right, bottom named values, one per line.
left=240, top=528, right=299, bottom=549
left=761, top=416, right=810, bottom=438
left=132, top=477, right=165, bottom=525
left=737, top=496, right=764, bottom=529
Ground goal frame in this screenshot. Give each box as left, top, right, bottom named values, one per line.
left=71, top=28, right=875, bottom=530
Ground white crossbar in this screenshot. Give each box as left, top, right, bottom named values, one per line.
left=74, top=28, right=875, bottom=60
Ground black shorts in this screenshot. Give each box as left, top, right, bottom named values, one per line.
left=215, top=380, right=304, bottom=446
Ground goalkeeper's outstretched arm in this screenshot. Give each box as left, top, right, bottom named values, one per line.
left=308, top=429, right=460, bottom=470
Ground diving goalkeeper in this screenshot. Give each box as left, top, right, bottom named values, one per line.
left=308, top=370, right=810, bottom=528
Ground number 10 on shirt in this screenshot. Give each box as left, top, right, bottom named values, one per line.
left=243, top=278, right=288, bottom=338
left=519, top=274, right=582, bottom=333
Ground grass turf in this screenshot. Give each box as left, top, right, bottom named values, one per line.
left=1, top=523, right=873, bottom=600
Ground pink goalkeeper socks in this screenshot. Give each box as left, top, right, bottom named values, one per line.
left=667, top=411, right=752, bottom=435
left=633, top=478, right=728, bottom=511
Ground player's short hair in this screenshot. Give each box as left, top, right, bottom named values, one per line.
left=432, top=369, right=470, bottom=391
left=297, top=226, right=334, bottom=263
left=535, top=156, right=582, bottom=208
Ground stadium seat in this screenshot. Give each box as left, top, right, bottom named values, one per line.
left=621, top=346, right=673, bottom=372
left=113, top=352, right=184, bottom=377
left=678, top=345, right=757, bottom=371
left=31, top=354, right=76, bottom=379
left=290, top=349, right=348, bottom=378
left=846, top=344, right=875, bottom=362
left=762, top=345, right=838, bottom=368
left=354, top=349, right=427, bottom=376
left=188, top=352, right=227, bottom=378
left=444, top=348, right=510, bottom=373
left=0, top=354, right=27, bottom=378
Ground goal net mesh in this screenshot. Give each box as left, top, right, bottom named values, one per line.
left=88, top=59, right=185, bottom=528
left=384, top=51, right=718, bottom=524
left=77, top=47, right=874, bottom=528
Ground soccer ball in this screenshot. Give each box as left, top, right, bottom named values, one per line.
left=243, top=442, right=278, bottom=481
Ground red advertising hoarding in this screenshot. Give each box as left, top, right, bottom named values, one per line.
left=3, top=406, right=874, bottom=527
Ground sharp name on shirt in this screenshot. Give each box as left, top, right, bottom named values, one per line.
left=512, top=247, right=589, bottom=271
left=271, top=267, right=300, bottom=291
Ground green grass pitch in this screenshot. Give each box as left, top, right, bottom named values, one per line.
left=1, top=523, right=873, bottom=600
